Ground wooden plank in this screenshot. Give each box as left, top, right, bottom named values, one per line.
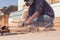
left=54, top=17, right=60, bottom=22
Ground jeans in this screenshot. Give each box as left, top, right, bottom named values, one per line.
left=30, top=14, right=54, bottom=28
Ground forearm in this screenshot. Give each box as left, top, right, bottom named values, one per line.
left=27, top=11, right=39, bottom=22
left=21, top=11, right=28, bottom=21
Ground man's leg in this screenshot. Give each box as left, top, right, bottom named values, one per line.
left=43, top=15, right=55, bottom=31
left=29, top=17, right=40, bottom=32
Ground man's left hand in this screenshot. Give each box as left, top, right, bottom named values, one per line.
left=24, top=20, right=31, bottom=25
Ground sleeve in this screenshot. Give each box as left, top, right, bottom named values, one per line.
left=35, top=0, right=43, bottom=14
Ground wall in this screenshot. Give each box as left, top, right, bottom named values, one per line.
left=51, top=3, right=60, bottom=17
left=18, top=0, right=25, bottom=10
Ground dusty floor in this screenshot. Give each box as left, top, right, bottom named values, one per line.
left=0, top=17, right=60, bottom=40
left=0, top=31, right=60, bottom=40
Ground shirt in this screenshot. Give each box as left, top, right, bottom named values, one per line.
left=28, top=0, right=55, bottom=18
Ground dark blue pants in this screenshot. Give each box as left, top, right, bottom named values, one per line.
left=29, top=14, right=54, bottom=28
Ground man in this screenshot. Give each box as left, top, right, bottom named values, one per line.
left=21, top=0, right=55, bottom=31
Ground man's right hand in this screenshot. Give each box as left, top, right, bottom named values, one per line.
left=18, top=21, right=24, bottom=27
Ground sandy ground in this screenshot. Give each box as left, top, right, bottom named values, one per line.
left=0, top=31, right=60, bottom=40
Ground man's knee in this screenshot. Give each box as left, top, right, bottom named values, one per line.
left=43, top=15, right=53, bottom=22
left=43, top=15, right=54, bottom=27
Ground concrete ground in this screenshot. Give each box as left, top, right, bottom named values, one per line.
left=0, top=31, right=60, bottom=40
left=0, top=17, right=60, bottom=40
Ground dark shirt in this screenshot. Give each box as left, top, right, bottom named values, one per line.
left=28, top=0, right=55, bottom=18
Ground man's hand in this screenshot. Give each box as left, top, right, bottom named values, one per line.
left=24, top=11, right=39, bottom=25
left=24, top=20, right=31, bottom=25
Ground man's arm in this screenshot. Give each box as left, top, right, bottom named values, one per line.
left=26, top=11, right=39, bottom=22
left=21, top=4, right=29, bottom=21
left=27, top=0, right=44, bottom=21
left=21, top=11, right=28, bottom=21
left=24, top=0, right=43, bottom=24
left=27, top=0, right=43, bottom=22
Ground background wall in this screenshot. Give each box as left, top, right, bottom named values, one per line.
left=51, top=3, right=60, bottom=17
